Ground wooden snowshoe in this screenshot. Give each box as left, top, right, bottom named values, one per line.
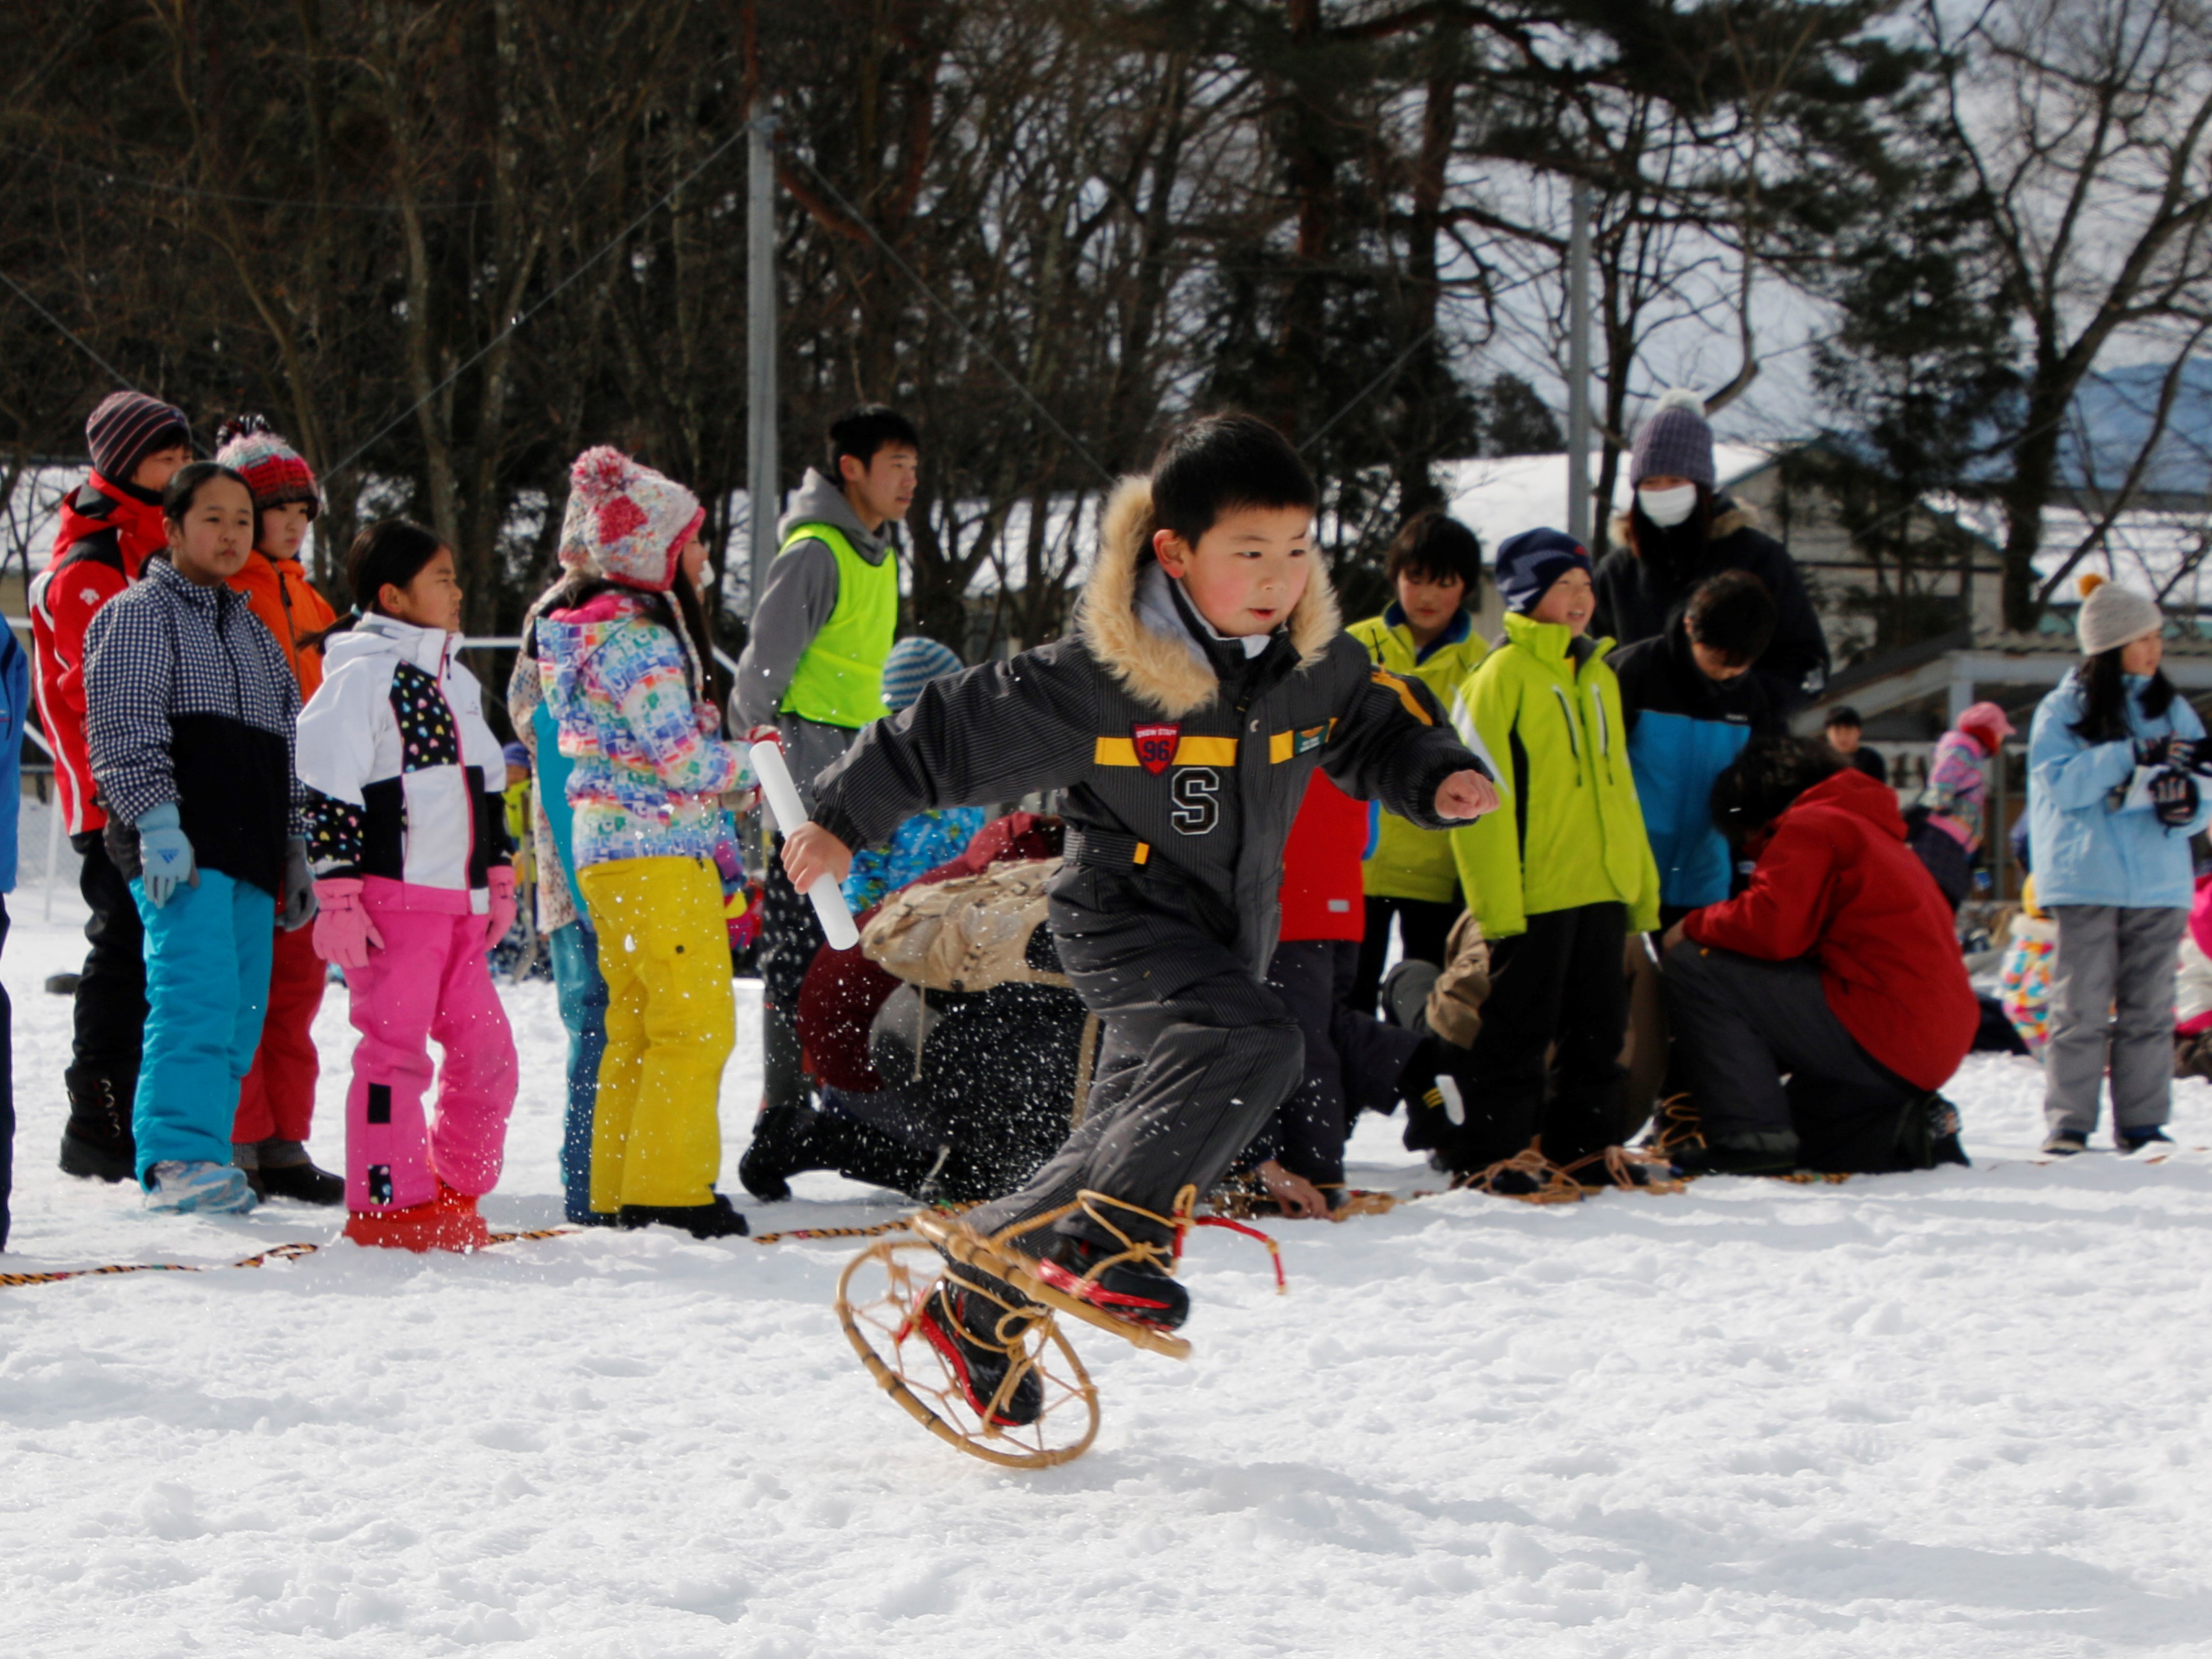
left=836, top=1239, right=1099, bottom=1469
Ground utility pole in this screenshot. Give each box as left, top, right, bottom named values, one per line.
left=746, top=101, right=780, bottom=615
left=1565, top=181, right=1592, bottom=546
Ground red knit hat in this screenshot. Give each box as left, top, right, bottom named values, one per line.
left=214, top=415, right=321, bottom=519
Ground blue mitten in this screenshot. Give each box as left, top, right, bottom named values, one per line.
left=135, top=802, right=196, bottom=907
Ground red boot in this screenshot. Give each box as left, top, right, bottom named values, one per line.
left=343, top=1183, right=493, bottom=1253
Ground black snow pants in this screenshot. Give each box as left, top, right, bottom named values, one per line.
left=1262, top=938, right=1422, bottom=1188
left=966, top=861, right=1305, bottom=1255
left=1446, top=901, right=1628, bottom=1173
left=758, top=835, right=825, bottom=1115
left=70, top=830, right=147, bottom=1098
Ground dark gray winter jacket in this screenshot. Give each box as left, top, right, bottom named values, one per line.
left=810, top=478, right=1486, bottom=978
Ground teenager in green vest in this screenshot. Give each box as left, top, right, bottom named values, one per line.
left=1347, top=511, right=1487, bottom=1012
left=732, top=405, right=919, bottom=1124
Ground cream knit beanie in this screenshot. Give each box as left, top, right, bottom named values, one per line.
left=2076, top=573, right=2162, bottom=656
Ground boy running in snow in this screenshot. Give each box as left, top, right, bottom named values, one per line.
left=784, top=414, right=1495, bottom=1422
left=733, top=406, right=917, bottom=1127
left=1443, top=528, right=1661, bottom=1185
left=31, top=391, right=193, bottom=1183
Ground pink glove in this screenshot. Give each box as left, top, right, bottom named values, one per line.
left=484, top=866, right=518, bottom=949
left=312, top=878, right=383, bottom=970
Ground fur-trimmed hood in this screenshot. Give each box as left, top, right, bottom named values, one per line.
left=1073, top=476, right=1340, bottom=719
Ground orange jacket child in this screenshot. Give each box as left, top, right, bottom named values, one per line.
left=214, top=415, right=346, bottom=1205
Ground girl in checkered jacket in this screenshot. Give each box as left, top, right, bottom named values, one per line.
left=83, top=463, right=314, bottom=1216
left=296, top=520, right=518, bottom=1252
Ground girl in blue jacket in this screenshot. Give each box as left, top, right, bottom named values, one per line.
left=2026, top=575, right=2209, bottom=1156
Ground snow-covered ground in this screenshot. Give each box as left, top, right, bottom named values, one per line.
left=6, top=848, right=2212, bottom=1658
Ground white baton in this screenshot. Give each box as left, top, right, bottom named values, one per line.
left=750, top=740, right=861, bottom=952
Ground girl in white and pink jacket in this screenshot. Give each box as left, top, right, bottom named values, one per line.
left=296, top=520, right=516, bottom=1252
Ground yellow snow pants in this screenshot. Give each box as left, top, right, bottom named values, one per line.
left=577, top=855, right=735, bottom=1212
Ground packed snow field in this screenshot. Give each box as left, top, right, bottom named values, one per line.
left=5, top=881, right=2212, bottom=1657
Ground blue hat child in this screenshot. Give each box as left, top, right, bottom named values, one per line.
left=1495, top=527, right=1592, bottom=616
left=880, top=636, right=965, bottom=712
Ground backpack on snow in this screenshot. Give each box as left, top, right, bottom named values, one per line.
left=859, top=855, right=1068, bottom=993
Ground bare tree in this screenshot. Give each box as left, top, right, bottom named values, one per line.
left=1923, top=0, right=2212, bottom=627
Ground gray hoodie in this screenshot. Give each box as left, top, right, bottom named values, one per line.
left=730, top=467, right=893, bottom=809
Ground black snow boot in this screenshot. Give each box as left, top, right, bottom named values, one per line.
left=916, top=1280, right=1045, bottom=1427
left=1670, top=1133, right=1802, bottom=1177
left=1894, top=1094, right=1970, bottom=1171
left=58, top=1067, right=135, bottom=1183
left=737, top=1104, right=813, bottom=1201
left=617, top=1194, right=750, bottom=1239
left=740, top=1103, right=937, bottom=1201
left=1034, top=1231, right=1191, bottom=1332
left=244, top=1140, right=346, bottom=1206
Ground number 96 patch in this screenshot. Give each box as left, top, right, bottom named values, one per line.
left=1170, top=767, right=1220, bottom=834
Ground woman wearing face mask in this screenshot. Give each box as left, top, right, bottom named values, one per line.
left=1590, top=389, right=1830, bottom=716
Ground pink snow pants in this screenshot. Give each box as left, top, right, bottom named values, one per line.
left=344, top=884, right=518, bottom=1211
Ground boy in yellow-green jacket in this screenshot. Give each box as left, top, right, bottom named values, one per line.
left=1348, top=511, right=1488, bottom=1011
left=1443, top=528, right=1659, bottom=1185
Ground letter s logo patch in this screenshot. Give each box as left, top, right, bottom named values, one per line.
left=1170, top=767, right=1220, bottom=835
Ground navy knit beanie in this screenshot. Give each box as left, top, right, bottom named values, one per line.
left=1629, top=389, right=1715, bottom=487
left=86, top=390, right=189, bottom=484
left=1495, top=527, right=1591, bottom=615
left=880, top=636, right=964, bottom=711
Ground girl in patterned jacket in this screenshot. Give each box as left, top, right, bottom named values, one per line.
left=537, top=447, right=753, bottom=1239
left=296, top=521, right=518, bottom=1251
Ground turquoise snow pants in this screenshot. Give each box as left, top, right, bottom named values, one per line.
left=132, top=870, right=274, bottom=1181
left=550, top=921, right=609, bottom=1224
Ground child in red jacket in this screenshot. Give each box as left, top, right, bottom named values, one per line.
left=30, top=391, right=193, bottom=1183
left=1659, top=736, right=1976, bottom=1174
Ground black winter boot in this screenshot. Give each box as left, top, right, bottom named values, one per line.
left=737, top=1104, right=814, bottom=1201
left=59, top=1067, right=135, bottom=1182
left=248, top=1140, right=346, bottom=1205
left=915, top=1280, right=1045, bottom=1427
left=1894, top=1095, right=1970, bottom=1171
left=617, top=1194, right=749, bottom=1239
left=1034, top=1231, right=1191, bottom=1332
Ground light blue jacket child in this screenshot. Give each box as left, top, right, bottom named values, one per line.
left=2028, top=672, right=2209, bottom=909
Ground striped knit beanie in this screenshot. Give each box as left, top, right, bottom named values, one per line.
left=880, top=636, right=964, bottom=711
left=86, top=391, right=189, bottom=484
left=214, top=415, right=320, bottom=519
left=1629, top=389, right=1716, bottom=487
left=560, top=446, right=702, bottom=593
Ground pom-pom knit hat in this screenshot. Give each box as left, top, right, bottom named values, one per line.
left=1629, top=388, right=1716, bottom=487
left=1495, top=527, right=1592, bottom=616
left=2076, top=572, right=2163, bottom=656
left=86, top=390, right=189, bottom=485
left=214, top=415, right=321, bottom=519
left=879, top=637, right=964, bottom=712
left=559, top=446, right=704, bottom=593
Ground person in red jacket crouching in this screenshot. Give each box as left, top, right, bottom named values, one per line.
left=1657, top=737, right=1976, bottom=1175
